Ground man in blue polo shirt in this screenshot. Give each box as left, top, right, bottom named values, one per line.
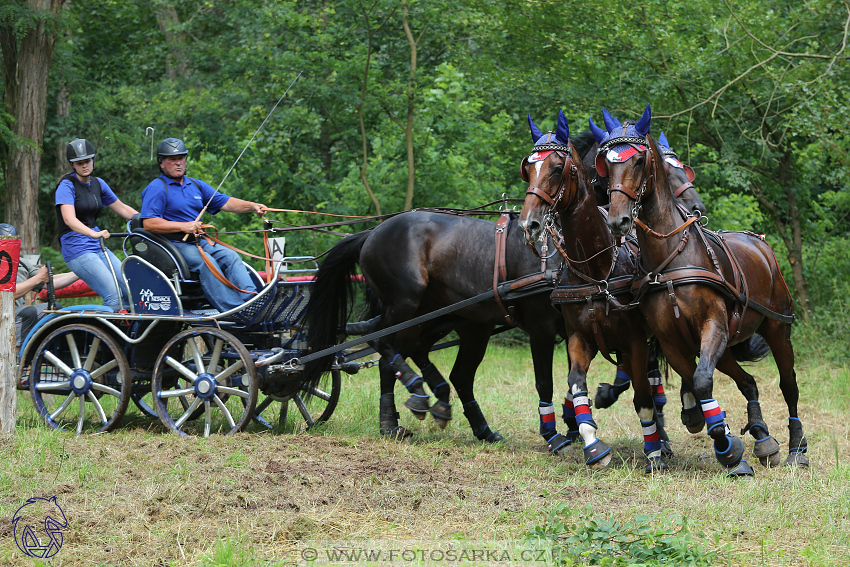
left=140, top=138, right=267, bottom=311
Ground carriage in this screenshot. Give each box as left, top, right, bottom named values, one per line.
left=14, top=217, right=347, bottom=437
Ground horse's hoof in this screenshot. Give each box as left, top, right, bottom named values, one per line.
left=546, top=433, right=572, bottom=455
left=480, top=430, right=504, bottom=443
left=645, top=455, right=670, bottom=474
left=594, top=382, right=617, bottom=409
left=753, top=435, right=781, bottom=467
left=715, top=435, right=745, bottom=468
left=660, top=439, right=674, bottom=458
left=381, top=426, right=412, bottom=441
left=429, top=400, right=452, bottom=429
left=784, top=451, right=810, bottom=467
left=726, top=459, right=755, bottom=478
left=583, top=439, right=611, bottom=469
left=681, top=406, right=705, bottom=433
left=404, top=394, right=430, bottom=419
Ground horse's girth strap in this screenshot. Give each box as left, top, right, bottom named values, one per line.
left=493, top=214, right=516, bottom=326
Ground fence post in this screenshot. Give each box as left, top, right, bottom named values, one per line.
left=0, top=235, right=21, bottom=434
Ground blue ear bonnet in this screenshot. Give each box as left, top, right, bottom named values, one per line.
left=527, top=111, right=570, bottom=149
left=588, top=103, right=652, bottom=155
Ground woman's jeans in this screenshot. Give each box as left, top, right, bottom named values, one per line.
left=66, top=249, right=129, bottom=310
left=171, top=240, right=257, bottom=311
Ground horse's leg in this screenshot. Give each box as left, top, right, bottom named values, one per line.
left=760, top=319, right=809, bottom=467
left=567, top=334, right=612, bottom=469
left=715, top=353, right=781, bottom=467
left=594, top=365, right=632, bottom=408
left=408, top=325, right=454, bottom=429
left=372, top=326, right=433, bottom=422
left=691, top=320, right=753, bottom=476
left=646, top=340, right=672, bottom=456
left=529, top=328, right=572, bottom=454
left=378, top=356, right=412, bottom=440
left=450, top=324, right=503, bottom=443
left=623, top=345, right=669, bottom=473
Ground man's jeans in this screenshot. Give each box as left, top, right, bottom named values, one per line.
left=172, top=240, right=257, bottom=311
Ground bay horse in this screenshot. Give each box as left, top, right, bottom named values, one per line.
left=598, top=103, right=808, bottom=473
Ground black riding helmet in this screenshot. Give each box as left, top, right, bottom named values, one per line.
left=0, top=223, right=17, bottom=236
left=157, top=138, right=188, bottom=163
left=67, top=138, right=96, bottom=163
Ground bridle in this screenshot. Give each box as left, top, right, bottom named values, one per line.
left=521, top=141, right=578, bottom=232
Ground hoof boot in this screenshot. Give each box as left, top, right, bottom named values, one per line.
left=594, top=383, right=618, bottom=409
left=753, top=435, right=781, bottom=467
left=726, top=458, right=755, bottom=478
left=404, top=395, right=431, bottom=419
left=583, top=439, right=612, bottom=469
left=681, top=406, right=705, bottom=433
left=381, top=426, right=412, bottom=441
left=566, top=429, right=581, bottom=443
left=784, top=450, right=810, bottom=467
left=546, top=433, right=572, bottom=455
left=714, top=435, right=745, bottom=468
left=478, top=428, right=504, bottom=443
left=645, top=455, right=670, bottom=474
left=429, top=400, right=452, bottom=429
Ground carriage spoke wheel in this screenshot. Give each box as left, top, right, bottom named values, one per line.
left=29, top=324, right=131, bottom=434
left=152, top=328, right=257, bottom=437
left=253, top=369, right=341, bottom=431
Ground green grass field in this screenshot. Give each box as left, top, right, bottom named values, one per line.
left=1, top=342, right=849, bottom=566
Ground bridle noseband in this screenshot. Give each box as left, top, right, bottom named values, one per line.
left=522, top=143, right=578, bottom=223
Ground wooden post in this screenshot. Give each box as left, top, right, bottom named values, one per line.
left=0, top=235, right=21, bottom=434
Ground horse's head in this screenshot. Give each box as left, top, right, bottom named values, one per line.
left=519, top=111, right=585, bottom=243
left=658, top=132, right=706, bottom=216
left=589, top=104, right=661, bottom=236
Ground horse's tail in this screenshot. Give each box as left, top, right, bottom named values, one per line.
left=730, top=333, right=771, bottom=363
left=302, top=230, right=371, bottom=388
left=649, top=336, right=670, bottom=383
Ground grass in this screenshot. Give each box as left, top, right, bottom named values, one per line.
left=1, top=341, right=849, bottom=566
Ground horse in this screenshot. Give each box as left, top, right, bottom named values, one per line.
left=518, top=111, right=673, bottom=472
left=597, top=103, right=808, bottom=473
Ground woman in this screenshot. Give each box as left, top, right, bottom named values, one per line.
left=55, top=138, right=138, bottom=310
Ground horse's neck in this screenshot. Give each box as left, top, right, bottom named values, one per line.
left=559, top=191, right=616, bottom=279
left=637, top=184, right=698, bottom=268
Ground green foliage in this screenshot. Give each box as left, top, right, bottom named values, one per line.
left=526, top=504, right=722, bottom=566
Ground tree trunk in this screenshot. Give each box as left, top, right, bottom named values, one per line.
left=1, top=0, right=65, bottom=255
left=402, top=2, right=417, bottom=211
left=154, top=4, right=190, bottom=80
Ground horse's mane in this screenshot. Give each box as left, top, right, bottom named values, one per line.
left=571, top=130, right=598, bottom=159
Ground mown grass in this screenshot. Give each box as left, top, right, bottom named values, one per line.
left=1, top=340, right=849, bottom=566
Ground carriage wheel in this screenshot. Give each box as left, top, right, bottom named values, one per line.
left=152, top=328, right=257, bottom=437
left=252, top=369, right=341, bottom=431
left=29, top=324, right=131, bottom=434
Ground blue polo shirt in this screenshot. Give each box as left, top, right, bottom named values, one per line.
left=55, top=175, right=119, bottom=261
left=140, top=175, right=230, bottom=240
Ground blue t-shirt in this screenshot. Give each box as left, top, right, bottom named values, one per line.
left=55, top=175, right=119, bottom=261
left=140, top=175, right=230, bottom=241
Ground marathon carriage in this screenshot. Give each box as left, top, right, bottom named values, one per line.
left=15, top=216, right=344, bottom=437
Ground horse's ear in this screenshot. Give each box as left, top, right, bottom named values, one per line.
left=659, top=131, right=670, bottom=149
left=588, top=117, right=606, bottom=143
left=556, top=111, right=570, bottom=143
left=684, top=165, right=695, bottom=182
left=528, top=114, right=544, bottom=144
left=635, top=103, right=651, bottom=137
left=595, top=152, right=608, bottom=178
left=602, top=107, right=621, bottom=132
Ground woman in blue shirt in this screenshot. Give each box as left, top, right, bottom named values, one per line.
left=55, top=138, right=138, bottom=309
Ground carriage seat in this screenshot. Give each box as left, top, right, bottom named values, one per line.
left=126, top=214, right=199, bottom=282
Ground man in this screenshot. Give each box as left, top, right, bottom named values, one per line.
left=140, top=138, right=267, bottom=311
left=0, top=223, right=79, bottom=351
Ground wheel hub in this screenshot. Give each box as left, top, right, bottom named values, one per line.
left=70, top=369, right=93, bottom=395
left=194, top=372, right=217, bottom=400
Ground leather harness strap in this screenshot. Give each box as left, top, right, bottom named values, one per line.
left=493, top=213, right=517, bottom=326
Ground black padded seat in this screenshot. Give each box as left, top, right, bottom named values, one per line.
left=127, top=214, right=199, bottom=281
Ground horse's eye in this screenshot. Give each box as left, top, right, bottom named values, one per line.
left=634, top=157, right=644, bottom=168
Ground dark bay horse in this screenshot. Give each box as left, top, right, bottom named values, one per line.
left=599, top=104, right=808, bottom=473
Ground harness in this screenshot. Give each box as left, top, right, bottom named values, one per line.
left=602, top=134, right=794, bottom=348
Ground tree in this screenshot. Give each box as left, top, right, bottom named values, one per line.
left=0, top=0, right=67, bottom=254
